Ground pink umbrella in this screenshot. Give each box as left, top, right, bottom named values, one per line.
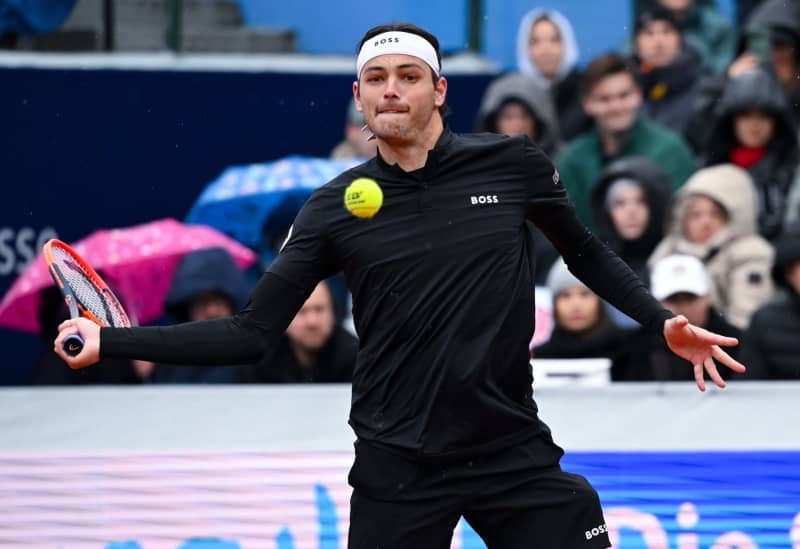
left=0, top=218, right=257, bottom=333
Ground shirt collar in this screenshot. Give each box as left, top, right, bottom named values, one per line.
left=375, top=126, right=454, bottom=177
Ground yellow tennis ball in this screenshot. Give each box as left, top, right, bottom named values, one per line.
left=344, top=178, right=383, bottom=219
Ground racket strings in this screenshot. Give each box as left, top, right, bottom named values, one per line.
left=51, top=247, right=129, bottom=328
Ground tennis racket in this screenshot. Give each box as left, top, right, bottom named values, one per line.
left=42, top=239, right=131, bottom=359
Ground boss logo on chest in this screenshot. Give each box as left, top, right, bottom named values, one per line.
left=469, top=195, right=499, bottom=205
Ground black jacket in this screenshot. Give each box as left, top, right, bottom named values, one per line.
left=102, top=129, right=672, bottom=462
left=635, top=43, right=707, bottom=136
left=533, top=317, right=630, bottom=362
left=245, top=325, right=357, bottom=383
left=740, top=290, right=800, bottom=379
left=739, top=222, right=800, bottom=379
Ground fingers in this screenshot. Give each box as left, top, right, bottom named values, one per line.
left=692, top=325, right=739, bottom=347
left=693, top=362, right=706, bottom=392
left=704, top=356, right=726, bottom=389
left=712, top=346, right=747, bottom=373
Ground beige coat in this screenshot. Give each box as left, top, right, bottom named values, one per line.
left=649, top=164, right=774, bottom=329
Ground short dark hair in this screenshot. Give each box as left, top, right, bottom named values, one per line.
left=581, top=52, right=640, bottom=97
left=635, top=5, right=681, bottom=36
left=357, top=22, right=448, bottom=118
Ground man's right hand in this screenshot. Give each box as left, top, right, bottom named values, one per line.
left=54, top=318, right=101, bottom=369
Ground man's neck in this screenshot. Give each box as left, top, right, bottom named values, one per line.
left=377, top=116, right=444, bottom=172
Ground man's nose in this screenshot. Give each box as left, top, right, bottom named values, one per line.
left=383, top=75, right=401, bottom=97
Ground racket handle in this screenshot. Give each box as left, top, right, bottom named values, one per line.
left=63, top=334, right=85, bottom=357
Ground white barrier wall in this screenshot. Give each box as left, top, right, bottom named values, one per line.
left=1, top=382, right=799, bottom=549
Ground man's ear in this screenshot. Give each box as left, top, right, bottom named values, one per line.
left=434, top=76, right=447, bottom=107
left=353, top=81, right=363, bottom=112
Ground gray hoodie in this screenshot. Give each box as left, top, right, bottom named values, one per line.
left=475, top=73, right=560, bottom=157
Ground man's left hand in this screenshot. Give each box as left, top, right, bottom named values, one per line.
left=663, top=315, right=746, bottom=391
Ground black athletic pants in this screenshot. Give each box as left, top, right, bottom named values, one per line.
left=347, top=433, right=611, bottom=548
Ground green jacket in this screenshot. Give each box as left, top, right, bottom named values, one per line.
left=683, top=3, right=737, bottom=73
left=557, top=116, right=695, bottom=228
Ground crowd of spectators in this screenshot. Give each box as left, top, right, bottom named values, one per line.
left=515, top=0, right=800, bottom=382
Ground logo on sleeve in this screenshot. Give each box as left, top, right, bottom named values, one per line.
left=553, top=170, right=560, bottom=185
left=585, top=523, right=608, bottom=539
left=279, top=224, right=293, bottom=251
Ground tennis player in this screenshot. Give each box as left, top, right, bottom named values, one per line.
left=56, top=23, right=745, bottom=548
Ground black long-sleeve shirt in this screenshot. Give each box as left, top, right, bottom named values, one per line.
left=103, top=129, right=672, bottom=461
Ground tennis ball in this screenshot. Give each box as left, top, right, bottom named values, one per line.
left=344, top=178, right=383, bottom=219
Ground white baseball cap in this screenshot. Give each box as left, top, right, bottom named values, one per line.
left=650, top=254, right=709, bottom=300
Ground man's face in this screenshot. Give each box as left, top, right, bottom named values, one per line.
left=583, top=73, right=642, bottom=134
left=354, top=53, right=447, bottom=145
left=495, top=102, right=537, bottom=140
left=286, top=283, right=335, bottom=353
left=661, top=292, right=709, bottom=327
left=608, top=184, right=650, bottom=240
left=635, top=21, right=681, bottom=67
left=683, top=195, right=727, bottom=244
left=528, top=19, right=563, bottom=78
left=734, top=110, right=775, bottom=148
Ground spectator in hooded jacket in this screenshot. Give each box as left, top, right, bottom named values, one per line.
left=744, top=0, right=800, bottom=123
left=244, top=280, right=357, bottom=383
left=590, top=156, right=672, bottom=286
left=515, top=8, right=592, bottom=141
left=557, top=52, right=695, bottom=229
left=704, top=66, right=798, bottom=240
left=649, top=164, right=775, bottom=329
left=476, top=72, right=560, bottom=158
left=739, top=221, right=800, bottom=379
left=476, top=72, right=560, bottom=284
left=632, top=6, right=707, bottom=136
left=686, top=0, right=800, bottom=152
left=613, top=253, right=743, bottom=381
left=152, top=247, right=250, bottom=383
left=532, top=260, right=629, bottom=361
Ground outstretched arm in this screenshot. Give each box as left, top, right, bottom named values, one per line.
left=55, top=188, right=339, bottom=370
left=54, top=272, right=312, bottom=369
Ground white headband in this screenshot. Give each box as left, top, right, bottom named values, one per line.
left=356, top=31, right=440, bottom=78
